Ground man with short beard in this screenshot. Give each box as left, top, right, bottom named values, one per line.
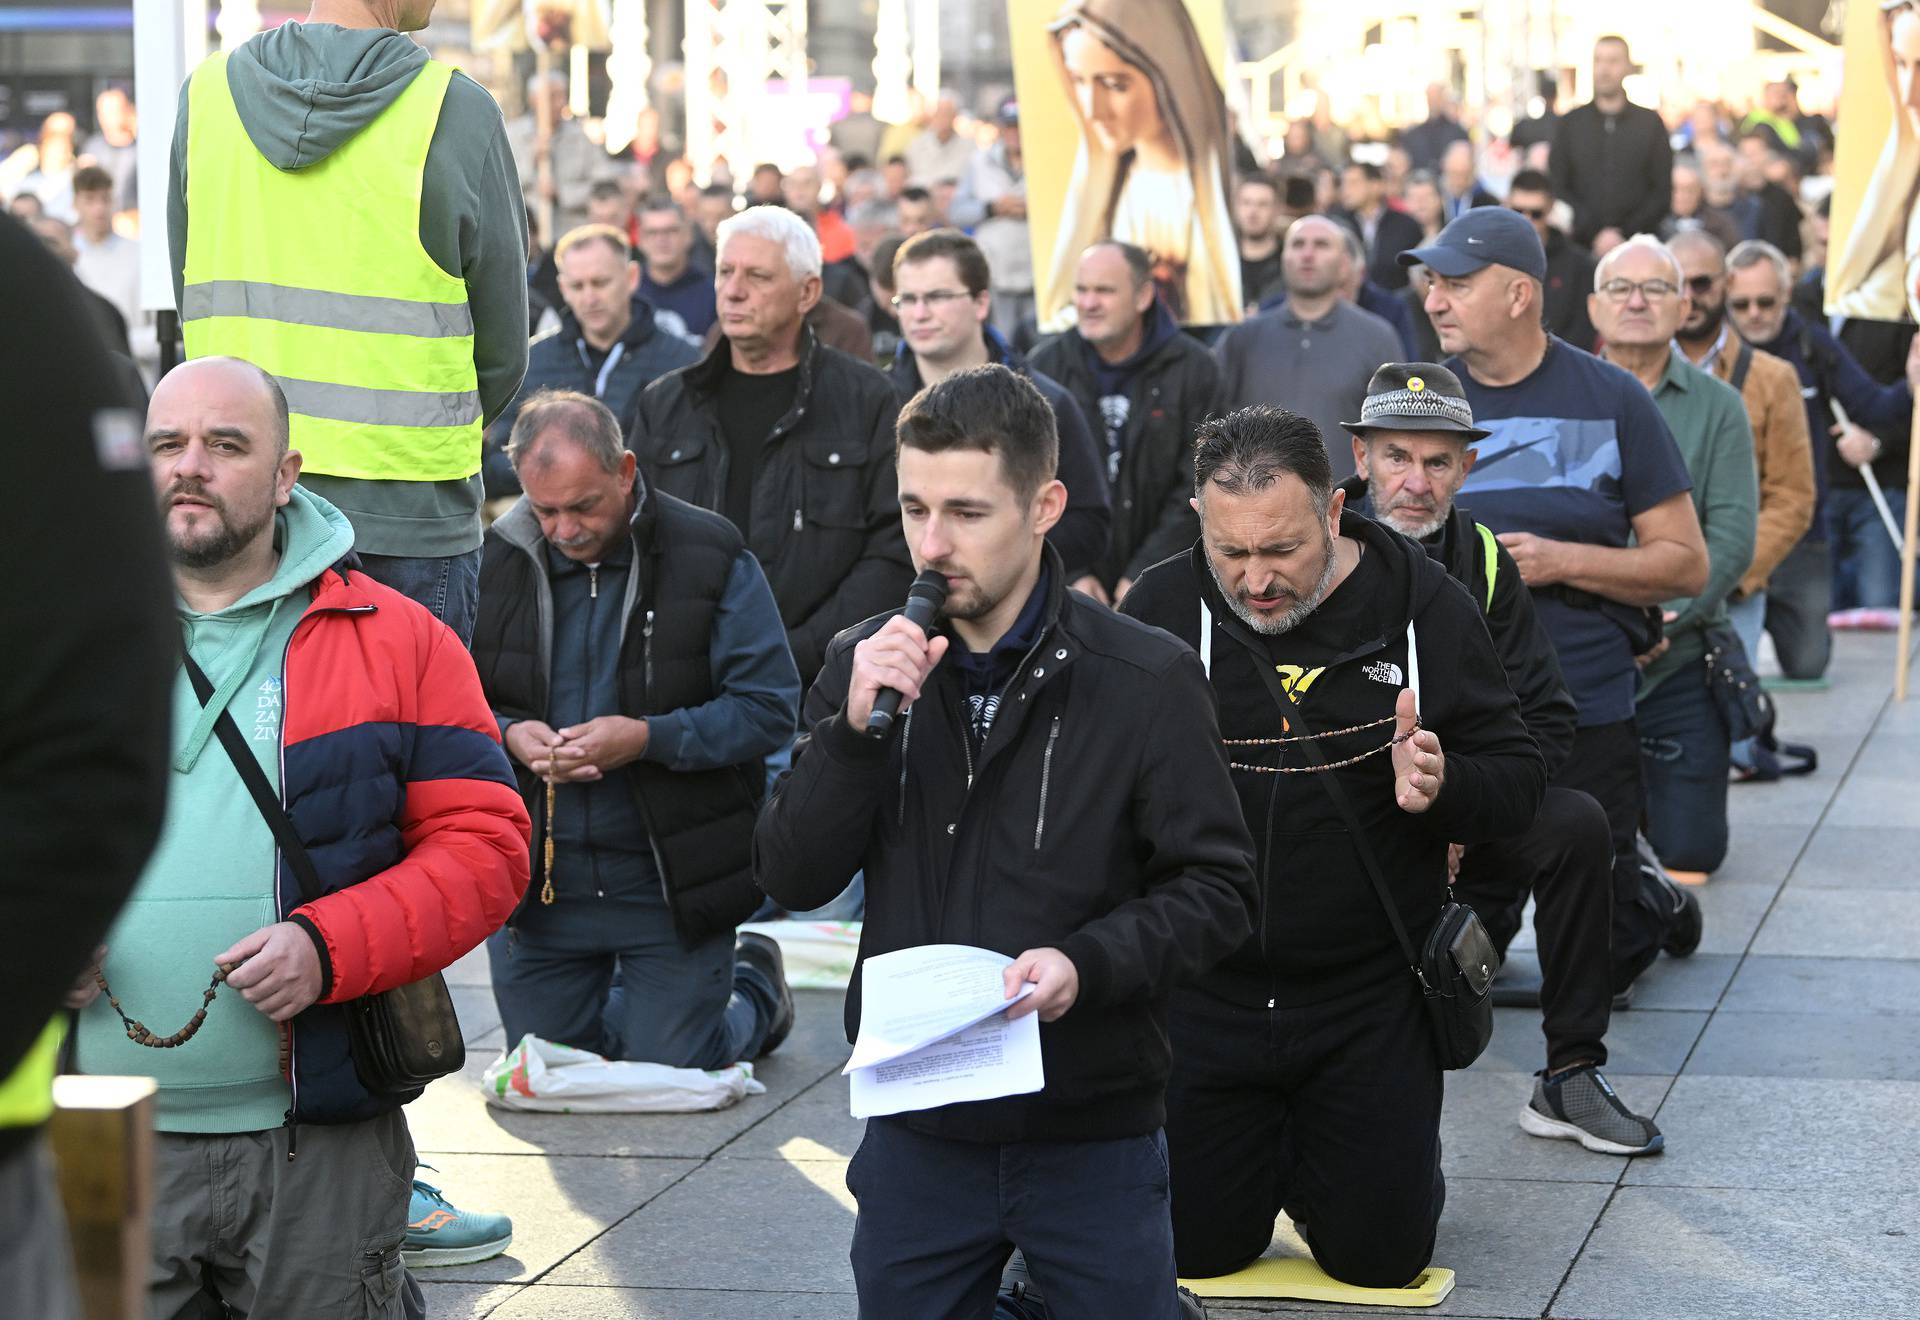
left=73, top=355, right=530, bottom=1314
left=1121, top=405, right=1545, bottom=1287
left=1336, top=364, right=1661, bottom=1155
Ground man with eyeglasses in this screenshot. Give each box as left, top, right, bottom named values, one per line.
left=1668, top=231, right=1815, bottom=732
left=1407, top=208, right=1709, bottom=995
left=1506, top=169, right=1596, bottom=350
left=1720, top=239, right=1920, bottom=685
left=884, top=228, right=1114, bottom=597
left=1592, top=236, right=1757, bottom=880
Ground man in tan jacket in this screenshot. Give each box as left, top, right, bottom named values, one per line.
left=1670, top=230, right=1816, bottom=618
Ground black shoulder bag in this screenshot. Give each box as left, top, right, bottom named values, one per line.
left=184, top=654, right=466, bottom=1094
left=1213, top=602, right=1496, bottom=1070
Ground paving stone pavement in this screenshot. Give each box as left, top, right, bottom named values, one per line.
left=410, top=633, right=1920, bottom=1319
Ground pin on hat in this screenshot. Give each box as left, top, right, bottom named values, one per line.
left=1344, top=363, right=1491, bottom=440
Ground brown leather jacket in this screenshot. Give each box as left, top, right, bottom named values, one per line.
left=1704, top=341, right=1817, bottom=597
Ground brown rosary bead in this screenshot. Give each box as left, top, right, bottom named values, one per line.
left=97, top=964, right=231, bottom=1050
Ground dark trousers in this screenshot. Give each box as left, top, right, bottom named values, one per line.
left=487, top=902, right=778, bottom=1069
left=1830, top=487, right=1910, bottom=609
left=847, top=1118, right=1180, bottom=1320
left=1764, top=537, right=1832, bottom=680
left=1552, top=719, right=1668, bottom=993
left=1639, top=665, right=1732, bottom=873
left=355, top=550, right=482, bottom=649
left=1453, top=786, right=1615, bottom=1070
left=1164, top=977, right=1444, bottom=1289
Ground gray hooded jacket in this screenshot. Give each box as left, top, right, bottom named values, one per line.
left=168, top=22, right=529, bottom=557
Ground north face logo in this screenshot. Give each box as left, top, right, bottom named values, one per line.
left=1364, top=660, right=1404, bottom=686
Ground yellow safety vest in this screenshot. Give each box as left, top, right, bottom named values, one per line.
left=0, top=1020, right=63, bottom=1129
left=181, top=51, right=482, bottom=482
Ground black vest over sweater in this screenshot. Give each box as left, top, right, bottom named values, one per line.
left=473, top=485, right=764, bottom=946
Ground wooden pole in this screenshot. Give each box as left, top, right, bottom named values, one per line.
left=1896, top=393, right=1920, bottom=699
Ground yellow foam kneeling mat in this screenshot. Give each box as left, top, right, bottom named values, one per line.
left=1180, top=1256, right=1456, bottom=1307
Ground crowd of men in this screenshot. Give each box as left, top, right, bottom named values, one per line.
left=5, top=8, right=1918, bottom=1320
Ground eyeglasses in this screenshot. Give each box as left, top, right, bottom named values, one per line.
left=1509, top=205, right=1549, bottom=220
left=890, top=289, right=973, bottom=311
left=1597, top=278, right=1679, bottom=302
left=1728, top=296, right=1780, bottom=313
left=1687, top=274, right=1719, bottom=294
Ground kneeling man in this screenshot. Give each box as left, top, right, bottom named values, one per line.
left=1122, top=405, right=1545, bottom=1285
left=474, top=390, right=801, bottom=1068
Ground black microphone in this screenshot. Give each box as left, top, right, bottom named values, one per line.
left=866, top=569, right=950, bottom=738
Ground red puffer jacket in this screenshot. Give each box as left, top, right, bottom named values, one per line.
left=277, top=560, right=530, bottom=1124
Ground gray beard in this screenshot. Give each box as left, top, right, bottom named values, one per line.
left=1367, top=477, right=1448, bottom=540
left=1208, top=533, right=1339, bottom=636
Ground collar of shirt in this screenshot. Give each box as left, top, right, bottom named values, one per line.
left=1684, top=323, right=1730, bottom=373
left=1280, top=303, right=1340, bottom=331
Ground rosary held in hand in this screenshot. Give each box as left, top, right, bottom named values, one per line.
left=1223, top=713, right=1419, bottom=774
left=95, top=962, right=294, bottom=1074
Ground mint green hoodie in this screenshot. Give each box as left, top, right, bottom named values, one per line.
left=78, top=488, right=355, bottom=1134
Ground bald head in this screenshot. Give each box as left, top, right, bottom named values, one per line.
left=152, top=357, right=291, bottom=455
left=147, top=357, right=302, bottom=578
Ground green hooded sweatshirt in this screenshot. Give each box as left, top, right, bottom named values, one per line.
left=77, top=487, right=355, bottom=1134
left=167, top=22, right=530, bottom=558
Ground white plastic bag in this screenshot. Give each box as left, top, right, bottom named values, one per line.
left=482, top=1034, right=766, bottom=1113
left=737, top=919, right=862, bottom=989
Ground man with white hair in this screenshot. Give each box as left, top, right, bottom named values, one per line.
left=625, top=205, right=910, bottom=688
left=1407, top=209, right=1709, bottom=994
left=1594, top=235, right=1757, bottom=877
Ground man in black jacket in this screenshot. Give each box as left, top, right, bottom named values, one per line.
left=1031, top=240, right=1221, bottom=602
left=1121, top=405, right=1546, bottom=1287
left=1340, top=364, right=1662, bottom=1155
left=1548, top=36, right=1672, bottom=249
left=756, top=365, right=1256, bottom=1317
left=474, top=391, right=801, bottom=1069
left=624, top=205, right=911, bottom=688
left=1333, top=161, right=1426, bottom=292
left=885, top=228, right=1113, bottom=589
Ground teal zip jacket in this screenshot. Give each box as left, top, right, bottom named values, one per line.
left=78, top=488, right=354, bottom=1133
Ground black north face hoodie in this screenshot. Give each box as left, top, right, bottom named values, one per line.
left=1122, top=508, right=1544, bottom=1007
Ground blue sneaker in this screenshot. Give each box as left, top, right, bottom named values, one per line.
left=403, top=1176, right=513, bottom=1267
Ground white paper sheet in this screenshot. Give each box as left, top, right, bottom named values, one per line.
left=844, top=944, right=1045, bottom=1118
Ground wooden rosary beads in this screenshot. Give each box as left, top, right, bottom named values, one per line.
left=96, top=964, right=229, bottom=1048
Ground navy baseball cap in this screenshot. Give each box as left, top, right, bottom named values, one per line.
left=1399, top=207, right=1547, bottom=282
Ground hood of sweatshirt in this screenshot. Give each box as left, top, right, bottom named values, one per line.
left=226, top=22, right=428, bottom=171
left=173, top=485, right=355, bottom=774
left=1079, top=296, right=1181, bottom=399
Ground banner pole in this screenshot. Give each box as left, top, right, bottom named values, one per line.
left=1896, top=394, right=1920, bottom=700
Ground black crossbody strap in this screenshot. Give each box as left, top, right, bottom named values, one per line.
left=1203, top=600, right=1422, bottom=971
left=181, top=652, right=325, bottom=906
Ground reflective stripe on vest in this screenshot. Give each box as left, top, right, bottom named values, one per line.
left=181, top=51, right=482, bottom=482
left=1475, top=521, right=1499, bottom=612
left=0, top=1019, right=63, bottom=1129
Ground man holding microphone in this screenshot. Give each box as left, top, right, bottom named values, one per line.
left=755, top=364, right=1255, bottom=1317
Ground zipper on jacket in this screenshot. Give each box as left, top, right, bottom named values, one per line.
left=589, top=566, right=599, bottom=599
left=1033, top=716, right=1061, bottom=849
left=792, top=508, right=803, bottom=532
left=283, top=1107, right=299, bottom=1162
left=643, top=610, right=656, bottom=697
left=896, top=707, right=915, bottom=827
